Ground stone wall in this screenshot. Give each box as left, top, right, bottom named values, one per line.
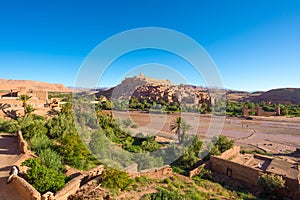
left=11, top=175, right=41, bottom=200
left=129, top=165, right=172, bottom=179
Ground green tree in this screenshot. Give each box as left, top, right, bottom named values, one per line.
left=170, top=117, right=192, bottom=144
left=61, top=102, right=72, bottom=115
left=18, top=94, right=32, bottom=115
left=24, top=104, right=35, bottom=115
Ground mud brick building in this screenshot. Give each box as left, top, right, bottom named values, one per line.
left=211, top=146, right=300, bottom=199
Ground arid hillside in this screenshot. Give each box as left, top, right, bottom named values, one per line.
left=227, top=88, right=300, bottom=104
left=0, top=79, right=71, bottom=92
left=247, top=88, right=300, bottom=104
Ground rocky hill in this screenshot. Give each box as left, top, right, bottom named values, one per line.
left=246, top=88, right=300, bottom=104
left=96, top=74, right=211, bottom=106
left=0, top=79, right=71, bottom=93
left=226, top=88, right=300, bottom=104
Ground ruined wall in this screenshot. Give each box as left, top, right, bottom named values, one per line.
left=11, top=175, right=41, bottom=200
left=242, top=106, right=249, bottom=117
left=54, top=165, right=104, bottom=200
left=219, top=146, right=240, bottom=159
left=284, top=177, right=299, bottom=197
left=189, top=160, right=211, bottom=177
left=210, top=156, right=261, bottom=185
left=54, top=174, right=85, bottom=200
left=242, top=106, right=280, bottom=117
left=129, top=165, right=172, bottom=179
left=17, top=130, right=28, bottom=154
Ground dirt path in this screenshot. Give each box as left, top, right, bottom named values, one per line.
left=0, top=135, right=23, bottom=200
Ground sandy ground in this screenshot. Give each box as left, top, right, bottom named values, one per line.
left=0, top=135, right=23, bottom=200
left=111, top=111, right=300, bottom=154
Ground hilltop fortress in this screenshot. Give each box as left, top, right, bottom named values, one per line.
left=96, top=73, right=212, bottom=108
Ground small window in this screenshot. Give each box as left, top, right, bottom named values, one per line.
left=226, top=168, right=232, bottom=177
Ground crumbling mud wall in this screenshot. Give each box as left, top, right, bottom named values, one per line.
left=129, top=165, right=172, bottom=179
left=189, top=160, right=211, bottom=178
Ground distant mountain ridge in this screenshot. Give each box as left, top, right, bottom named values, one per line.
left=0, top=79, right=71, bottom=93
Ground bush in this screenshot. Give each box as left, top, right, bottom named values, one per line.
left=257, top=173, right=285, bottom=194
left=171, top=135, right=203, bottom=171
left=193, top=167, right=212, bottom=181
left=22, top=158, right=66, bottom=194
left=39, top=148, right=65, bottom=172
left=141, top=136, right=161, bottom=152
left=0, top=119, right=20, bottom=133
left=30, top=134, right=52, bottom=153
left=135, top=176, right=153, bottom=186
left=18, top=116, right=48, bottom=139
left=101, top=168, right=134, bottom=191
left=210, top=135, right=234, bottom=156
left=122, top=118, right=133, bottom=128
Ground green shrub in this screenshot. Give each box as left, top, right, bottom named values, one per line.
left=0, top=119, right=20, bottom=133
left=101, top=168, right=134, bottom=191
left=135, top=176, right=153, bottom=186
left=30, top=134, right=52, bottom=153
left=141, top=136, right=161, bottom=152
left=122, top=118, right=133, bottom=128
left=142, top=187, right=181, bottom=199
left=257, top=173, right=285, bottom=194
left=18, top=116, right=48, bottom=139
left=39, top=148, right=65, bottom=172
left=22, top=158, right=66, bottom=194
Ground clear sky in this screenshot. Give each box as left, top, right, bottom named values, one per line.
left=0, top=0, right=299, bottom=91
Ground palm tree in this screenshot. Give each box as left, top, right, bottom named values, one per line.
left=18, top=94, right=32, bottom=115
left=24, top=104, right=35, bottom=115
left=170, top=117, right=192, bottom=144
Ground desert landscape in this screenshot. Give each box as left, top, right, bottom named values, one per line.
left=1, top=1, right=300, bottom=199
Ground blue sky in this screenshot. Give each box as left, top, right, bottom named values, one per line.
left=0, top=0, right=300, bottom=91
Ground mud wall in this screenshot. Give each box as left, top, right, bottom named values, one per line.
left=189, top=160, right=211, bottom=177
left=210, top=155, right=261, bottom=185
left=129, top=165, right=172, bottom=179
left=11, top=175, right=41, bottom=200
left=17, top=130, right=28, bottom=154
